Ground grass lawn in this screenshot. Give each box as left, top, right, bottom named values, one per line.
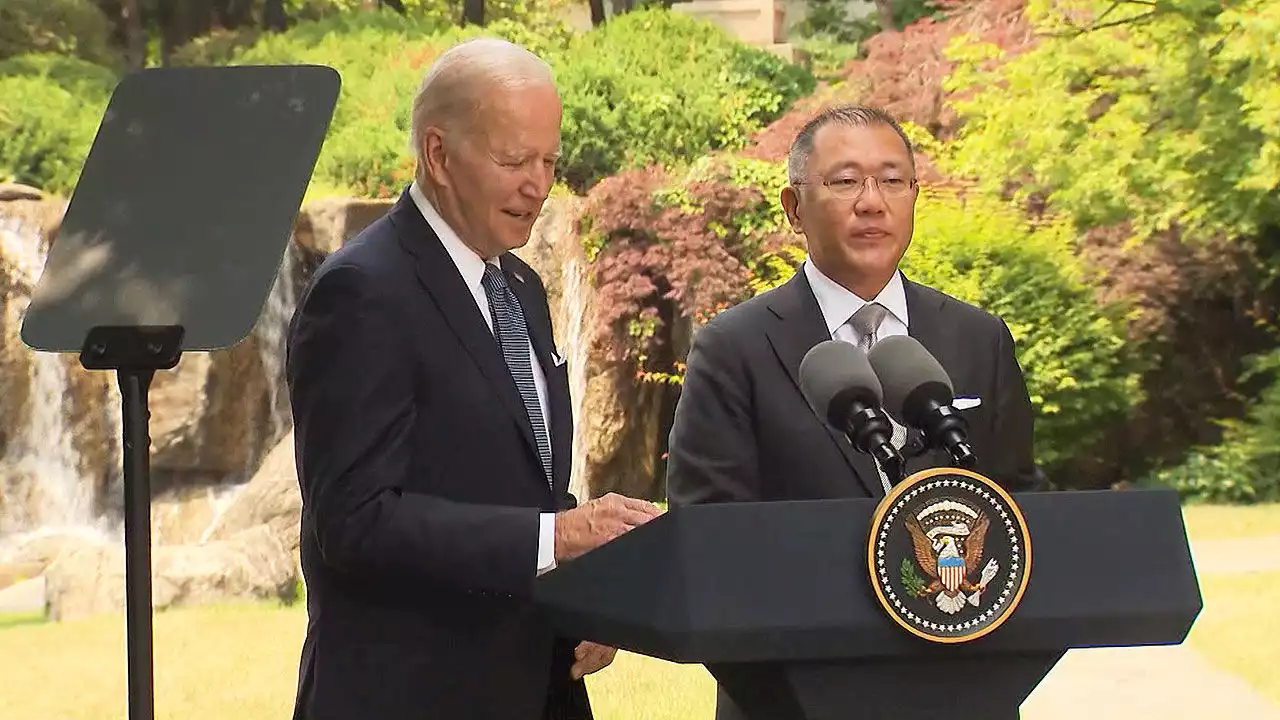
left=1180, top=502, right=1280, bottom=540
left=1, top=501, right=1277, bottom=718
left=0, top=601, right=715, bottom=720
left=1186, top=571, right=1280, bottom=704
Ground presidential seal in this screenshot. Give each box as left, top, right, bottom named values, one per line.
left=867, top=467, right=1031, bottom=643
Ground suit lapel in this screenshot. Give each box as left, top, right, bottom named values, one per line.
left=502, top=254, right=573, bottom=498
left=764, top=272, right=887, bottom=498
left=387, top=191, right=544, bottom=480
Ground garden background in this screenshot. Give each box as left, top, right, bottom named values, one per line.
left=1, top=0, right=1278, bottom=716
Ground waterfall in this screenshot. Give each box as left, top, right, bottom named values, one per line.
left=0, top=213, right=99, bottom=539
left=253, top=242, right=300, bottom=444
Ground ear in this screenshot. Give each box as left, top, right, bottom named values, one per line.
left=422, top=127, right=450, bottom=186
left=781, top=185, right=803, bottom=234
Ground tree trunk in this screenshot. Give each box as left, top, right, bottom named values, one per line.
left=263, top=0, right=287, bottom=30
left=462, top=0, right=484, bottom=26
left=873, top=0, right=897, bottom=31
left=121, top=0, right=147, bottom=69
left=589, top=0, right=606, bottom=25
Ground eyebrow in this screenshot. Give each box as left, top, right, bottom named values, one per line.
left=824, top=160, right=907, bottom=174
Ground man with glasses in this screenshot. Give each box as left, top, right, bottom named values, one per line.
left=668, top=105, right=1040, bottom=504
left=665, top=104, right=1042, bottom=687
left=665, top=101, right=1041, bottom=718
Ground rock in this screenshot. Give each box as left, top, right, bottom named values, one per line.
left=512, top=196, right=597, bottom=499
left=0, top=528, right=108, bottom=577
left=0, top=563, right=44, bottom=591
left=0, top=576, right=45, bottom=614
left=292, top=196, right=394, bottom=254
left=205, top=430, right=301, bottom=555
left=43, top=524, right=297, bottom=622
left=150, top=482, right=247, bottom=546
left=0, top=183, right=43, bottom=202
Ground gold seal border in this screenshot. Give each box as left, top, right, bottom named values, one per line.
left=865, top=466, right=1034, bottom=644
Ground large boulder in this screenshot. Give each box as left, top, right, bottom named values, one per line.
left=43, top=524, right=297, bottom=622
left=205, top=430, right=301, bottom=557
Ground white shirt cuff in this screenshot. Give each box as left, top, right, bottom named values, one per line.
left=536, top=512, right=557, bottom=575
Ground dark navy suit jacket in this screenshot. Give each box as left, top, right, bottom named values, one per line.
left=286, top=187, right=588, bottom=720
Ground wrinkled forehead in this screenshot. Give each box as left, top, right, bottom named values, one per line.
left=810, top=123, right=912, bottom=176
left=472, top=82, right=562, bottom=151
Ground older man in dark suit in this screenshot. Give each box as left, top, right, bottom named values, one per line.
left=286, top=38, right=661, bottom=720
left=665, top=104, right=1044, bottom=719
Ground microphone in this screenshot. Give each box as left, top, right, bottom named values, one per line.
left=867, top=335, right=976, bottom=468
left=799, top=340, right=905, bottom=485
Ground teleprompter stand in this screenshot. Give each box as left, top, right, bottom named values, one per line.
left=21, top=65, right=340, bottom=720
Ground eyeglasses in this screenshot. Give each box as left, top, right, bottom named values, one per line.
left=794, top=175, right=918, bottom=200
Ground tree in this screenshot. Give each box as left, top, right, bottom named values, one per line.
left=941, top=0, right=1280, bottom=241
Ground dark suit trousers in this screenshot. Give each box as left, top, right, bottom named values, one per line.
left=542, top=638, right=593, bottom=720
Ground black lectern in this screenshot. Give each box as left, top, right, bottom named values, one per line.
left=20, top=65, right=340, bottom=720
left=534, top=488, right=1203, bottom=719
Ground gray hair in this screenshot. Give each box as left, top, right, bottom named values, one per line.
left=409, top=37, right=556, bottom=184
left=786, top=104, right=915, bottom=185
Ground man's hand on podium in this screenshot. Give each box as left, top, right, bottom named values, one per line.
left=570, top=641, right=618, bottom=680
left=554, top=492, right=663, bottom=563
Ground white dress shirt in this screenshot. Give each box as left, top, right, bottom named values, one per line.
left=409, top=182, right=558, bottom=575
left=803, top=259, right=910, bottom=343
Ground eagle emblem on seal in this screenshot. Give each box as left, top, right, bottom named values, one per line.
left=902, top=499, right=1001, bottom=615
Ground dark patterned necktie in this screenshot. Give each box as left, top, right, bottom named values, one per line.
left=481, top=263, right=553, bottom=487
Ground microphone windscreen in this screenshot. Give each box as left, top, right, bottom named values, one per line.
left=799, top=340, right=883, bottom=428
left=867, top=335, right=953, bottom=425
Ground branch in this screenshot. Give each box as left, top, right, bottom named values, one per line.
left=1042, top=0, right=1159, bottom=38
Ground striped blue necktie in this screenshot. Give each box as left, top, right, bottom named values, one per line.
left=481, top=263, right=553, bottom=487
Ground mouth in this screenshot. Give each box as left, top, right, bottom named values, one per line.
left=503, top=209, right=535, bottom=221
left=854, top=228, right=890, bottom=238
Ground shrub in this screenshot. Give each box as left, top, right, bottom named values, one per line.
left=582, top=155, right=800, bottom=379
left=941, top=0, right=1280, bottom=240
left=554, top=9, right=815, bottom=192
left=222, top=8, right=811, bottom=198
left=228, top=14, right=570, bottom=196
left=1148, top=349, right=1280, bottom=503
left=0, top=52, right=117, bottom=99
left=900, top=187, right=1141, bottom=473
left=0, top=73, right=109, bottom=193
left=0, top=0, right=119, bottom=68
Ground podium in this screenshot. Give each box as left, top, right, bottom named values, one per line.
left=534, top=488, right=1202, bottom=719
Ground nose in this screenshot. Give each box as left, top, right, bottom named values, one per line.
left=853, top=178, right=887, bottom=215
left=520, top=160, right=556, bottom=199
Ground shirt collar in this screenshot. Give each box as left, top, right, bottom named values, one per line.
left=409, top=180, right=499, bottom=290
left=803, top=260, right=909, bottom=336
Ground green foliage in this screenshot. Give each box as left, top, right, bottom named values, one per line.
left=553, top=8, right=815, bottom=191
left=0, top=52, right=117, bottom=99
left=795, top=34, right=863, bottom=80
left=0, top=0, right=118, bottom=68
left=169, top=28, right=265, bottom=67
left=942, top=0, right=1280, bottom=240
left=0, top=72, right=110, bottom=193
left=900, top=188, right=1141, bottom=472
left=1150, top=349, right=1280, bottom=503
left=226, top=13, right=570, bottom=196
left=217, top=8, right=810, bottom=197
